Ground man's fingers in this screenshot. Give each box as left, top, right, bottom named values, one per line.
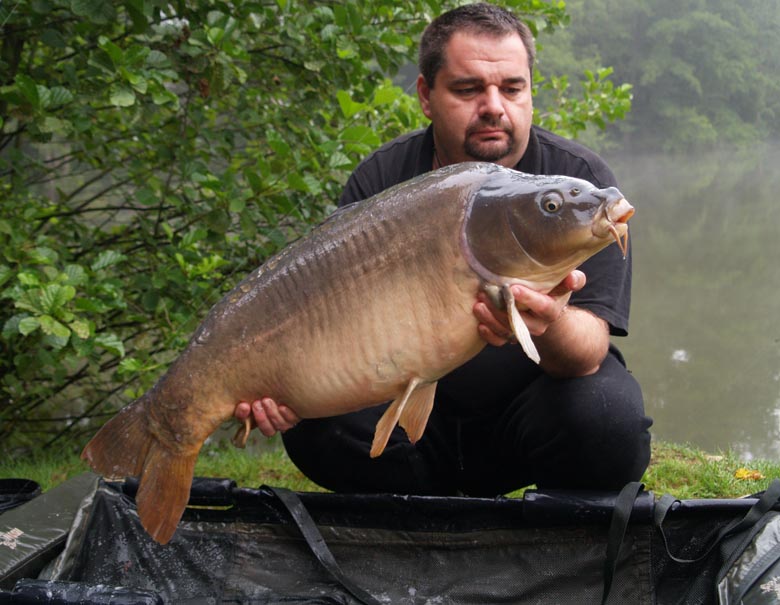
left=477, top=324, right=510, bottom=347
left=235, top=399, right=299, bottom=438
left=251, top=400, right=278, bottom=437
left=259, top=398, right=299, bottom=432
left=547, top=270, right=586, bottom=297
left=475, top=294, right=512, bottom=325
left=234, top=401, right=254, bottom=424
left=277, top=404, right=301, bottom=427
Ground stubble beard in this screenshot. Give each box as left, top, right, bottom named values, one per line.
left=463, top=119, right=516, bottom=162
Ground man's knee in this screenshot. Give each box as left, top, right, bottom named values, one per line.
left=281, top=407, right=445, bottom=494
left=512, top=351, right=652, bottom=488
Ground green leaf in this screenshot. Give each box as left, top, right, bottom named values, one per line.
left=18, top=317, right=40, bottom=336
left=38, top=117, right=72, bottom=135
left=47, top=86, right=75, bottom=107
left=118, top=357, right=143, bottom=375
left=124, top=70, right=148, bottom=94
left=207, top=27, right=226, bottom=46
left=17, top=272, right=40, bottom=286
left=341, top=125, right=381, bottom=147
left=337, top=90, right=366, bottom=118
left=39, top=314, right=71, bottom=339
left=327, top=151, right=352, bottom=169
left=182, top=228, right=208, bottom=246
left=372, top=84, right=400, bottom=107
left=302, top=174, right=323, bottom=196
left=124, top=45, right=150, bottom=67
left=15, top=74, right=40, bottom=107
left=286, top=173, right=308, bottom=192
left=91, top=250, right=126, bottom=271
left=267, top=133, right=291, bottom=157
left=63, top=264, right=88, bottom=286
left=135, top=187, right=157, bottom=206
left=109, top=85, right=136, bottom=107
left=41, top=28, right=67, bottom=48
left=40, top=284, right=76, bottom=313
left=74, top=298, right=110, bottom=313
left=98, top=36, right=125, bottom=66
left=150, top=84, right=179, bottom=107
left=29, top=247, right=58, bottom=265
left=70, top=0, right=116, bottom=24
left=244, top=169, right=265, bottom=194
left=69, top=319, right=91, bottom=339
left=0, top=264, right=12, bottom=288
left=94, top=332, right=125, bottom=357
left=336, top=41, right=358, bottom=60
left=146, top=50, right=170, bottom=68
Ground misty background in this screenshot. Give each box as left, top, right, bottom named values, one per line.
left=536, top=0, right=780, bottom=457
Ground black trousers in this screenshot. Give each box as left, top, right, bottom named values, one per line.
left=282, top=349, right=652, bottom=496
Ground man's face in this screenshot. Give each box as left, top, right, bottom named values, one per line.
left=418, top=31, right=533, bottom=168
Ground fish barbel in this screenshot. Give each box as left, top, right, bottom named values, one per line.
left=81, top=162, right=633, bottom=543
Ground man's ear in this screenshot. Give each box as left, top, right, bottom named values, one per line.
left=417, top=74, right=433, bottom=120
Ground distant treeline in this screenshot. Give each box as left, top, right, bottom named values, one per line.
left=536, top=0, right=780, bottom=151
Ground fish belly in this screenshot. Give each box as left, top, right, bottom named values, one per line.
left=276, top=250, right=484, bottom=417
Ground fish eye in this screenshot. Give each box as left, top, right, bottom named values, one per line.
left=570, top=187, right=581, bottom=196
left=540, top=192, right=563, bottom=213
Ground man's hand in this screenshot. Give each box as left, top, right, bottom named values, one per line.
left=473, top=270, right=585, bottom=345
left=472, top=270, right=610, bottom=377
left=234, top=398, right=300, bottom=438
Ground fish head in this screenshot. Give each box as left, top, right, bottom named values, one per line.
left=463, top=167, right=634, bottom=289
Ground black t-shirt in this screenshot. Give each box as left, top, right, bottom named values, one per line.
left=339, top=125, right=632, bottom=417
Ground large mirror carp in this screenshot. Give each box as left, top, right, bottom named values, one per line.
left=82, top=162, right=633, bottom=544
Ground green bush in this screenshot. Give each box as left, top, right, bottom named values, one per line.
left=0, top=0, right=630, bottom=454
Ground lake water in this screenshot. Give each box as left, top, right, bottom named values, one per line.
left=605, top=142, right=780, bottom=460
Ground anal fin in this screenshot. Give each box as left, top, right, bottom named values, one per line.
left=502, top=284, right=540, bottom=364
left=370, top=377, right=436, bottom=458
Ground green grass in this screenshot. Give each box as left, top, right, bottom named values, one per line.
left=642, top=441, right=777, bottom=499
left=1, top=439, right=778, bottom=498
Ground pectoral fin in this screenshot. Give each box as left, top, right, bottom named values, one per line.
left=502, top=284, right=540, bottom=364
left=370, top=377, right=436, bottom=458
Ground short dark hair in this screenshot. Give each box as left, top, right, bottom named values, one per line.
left=418, top=3, right=536, bottom=88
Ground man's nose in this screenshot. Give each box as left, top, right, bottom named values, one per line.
left=479, top=86, right=505, bottom=117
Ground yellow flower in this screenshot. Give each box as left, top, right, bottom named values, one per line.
left=734, top=467, right=765, bottom=481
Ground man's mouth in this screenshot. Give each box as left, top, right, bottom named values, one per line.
left=471, top=129, right=506, bottom=140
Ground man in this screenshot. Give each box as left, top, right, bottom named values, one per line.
left=235, top=2, right=652, bottom=495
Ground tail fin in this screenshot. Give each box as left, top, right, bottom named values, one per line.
left=81, top=397, right=197, bottom=544
left=135, top=444, right=198, bottom=544
left=81, top=398, right=153, bottom=478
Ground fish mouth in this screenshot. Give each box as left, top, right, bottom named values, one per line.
left=597, top=198, right=634, bottom=258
